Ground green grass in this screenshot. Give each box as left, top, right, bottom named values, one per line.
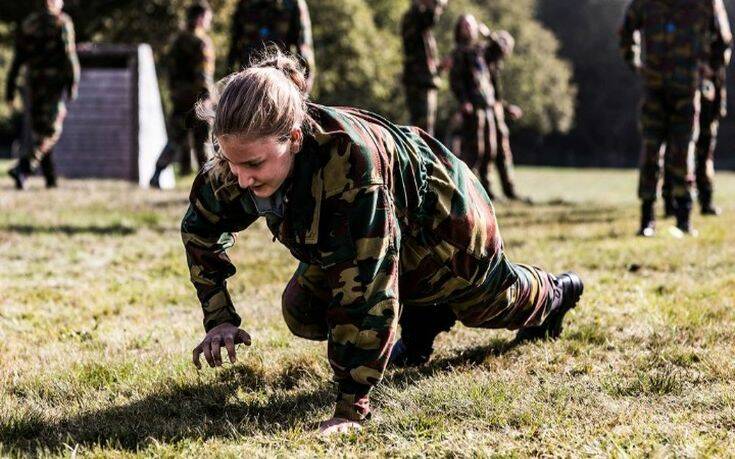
left=1, top=162, right=734, bottom=457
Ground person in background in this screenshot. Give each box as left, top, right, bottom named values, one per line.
left=5, top=0, right=80, bottom=190
left=401, top=0, right=448, bottom=136
left=150, top=1, right=215, bottom=188
left=227, top=0, right=315, bottom=92
left=619, top=0, right=732, bottom=236
left=449, top=14, right=504, bottom=200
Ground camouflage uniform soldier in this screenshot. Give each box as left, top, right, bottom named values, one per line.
left=183, top=54, right=583, bottom=433
left=401, top=0, right=447, bottom=135
left=620, top=0, right=732, bottom=236
left=662, top=55, right=731, bottom=217
left=449, top=14, right=505, bottom=199
left=487, top=30, right=530, bottom=202
left=5, top=0, right=80, bottom=190
left=227, top=0, right=315, bottom=90
left=150, top=2, right=215, bottom=188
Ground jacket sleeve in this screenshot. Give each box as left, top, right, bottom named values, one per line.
left=321, top=185, right=400, bottom=421
left=5, top=24, right=28, bottom=101
left=181, top=171, right=258, bottom=332
left=61, top=16, right=81, bottom=95
left=449, top=51, right=469, bottom=104
left=710, top=0, right=733, bottom=72
left=619, top=0, right=643, bottom=70
left=292, top=0, right=315, bottom=81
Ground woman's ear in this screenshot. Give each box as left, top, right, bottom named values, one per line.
left=290, top=128, right=303, bottom=154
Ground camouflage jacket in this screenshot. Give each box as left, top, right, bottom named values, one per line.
left=401, top=3, right=442, bottom=88
left=182, top=104, right=508, bottom=418
left=227, top=0, right=315, bottom=76
left=167, top=27, right=215, bottom=103
left=449, top=37, right=504, bottom=108
left=619, top=0, right=733, bottom=92
left=6, top=10, right=80, bottom=99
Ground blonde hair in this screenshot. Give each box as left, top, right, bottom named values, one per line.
left=198, top=49, right=311, bottom=185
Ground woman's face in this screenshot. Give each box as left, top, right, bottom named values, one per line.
left=217, top=130, right=301, bottom=198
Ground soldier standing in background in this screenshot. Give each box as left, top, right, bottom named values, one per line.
left=662, top=33, right=732, bottom=217
left=487, top=30, right=531, bottom=203
left=400, top=0, right=447, bottom=136
left=227, top=0, right=315, bottom=92
left=5, top=0, right=80, bottom=190
left=449, top=14, right=505, bottom=200
left=150, top=2, right=215, bottom=188
left=619, top=0, right=732, bottom=237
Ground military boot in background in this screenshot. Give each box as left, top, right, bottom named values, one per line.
left=699, top=190, right=722, bottom=216
left=7, top=157, right=31, bottom=190
left=674, top=197, right=698, bottom=236
left=40, top=152, right=57, bottom=188
left=637, top=199, right=656, bottom=237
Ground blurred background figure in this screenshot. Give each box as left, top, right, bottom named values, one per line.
left=5, top=0, right=79, bottom=190
left=227, top=0, right=315, bottom=92
left=662, top=21, right=732, bottom=218
left=150, top=1, right=215, bottom=188
left=487, top=30, right=531, bottom=203
left=448, top=14, right=504, bottom=200
left=619, top=0, right=732, bottom=237
left=401, top=0, right=447, bottom=136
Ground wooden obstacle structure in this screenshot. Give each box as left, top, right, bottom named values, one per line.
left=54, top=43, right=173, bottom=188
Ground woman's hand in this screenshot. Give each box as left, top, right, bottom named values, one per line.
left=193, top=322, right=251, bottom=369
left=318, top=417, right=363, bottom=435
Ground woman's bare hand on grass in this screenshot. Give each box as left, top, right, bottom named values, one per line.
left=193, top=323, right=251, bottom=369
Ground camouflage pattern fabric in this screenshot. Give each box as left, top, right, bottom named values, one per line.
left=619, top=0, right=732, bottom=202
left=404, top=85, right=437, bottom=136
left=227, top=0, right=315, bottom=78
left=5, top=10, right=80, bottom=169
left=490, top=101, right=517, bottom=198
left=450, top=37, right=505, bottom=197
left=401, top=2, right=442, bottom=134
left=181, top=104, right=559, bottom=421
left=155, top=27, right=215, bottom=174
left=663, top=66, right=730, bottom=206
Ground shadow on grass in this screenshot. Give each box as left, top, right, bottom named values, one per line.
left=1, top=338, right=523, bottom=454
left=0, top=223, right=136, bottom=236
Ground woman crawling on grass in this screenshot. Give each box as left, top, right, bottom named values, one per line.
left=183, top=50, right=584, bottom=435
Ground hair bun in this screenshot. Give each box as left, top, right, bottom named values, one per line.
left=253, top=49, right=309, bottom=96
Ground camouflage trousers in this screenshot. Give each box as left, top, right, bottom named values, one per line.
left=17, top=85, right=67, bottom=171
left=491, top=102, right=518, bottom=198
left=457, top=107, right=499, bottom=198
left=155, top=96, right=210, bottom=174
left=662, top=90, right=719, bottom=204
left=281, top=252, right=557, bottom=353
left=404, top=85, right=437, bottom=136
left=638, top=86, right=699, bottom=202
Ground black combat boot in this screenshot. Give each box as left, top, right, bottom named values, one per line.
left=7, top=157, right=31, bottom=190
left=675, top=197, right=697, bottom=235
left=149, top=167, right=163, bottom=189
left=390, top=304, right=457, bottom=367
left=637, top=199, right=656, bottom=237
left=699, top=190, right=721, bottom=216
left=40, top=152, right=57, bottom=188
left=663, top=195, right=676, bottom=218
left=7, top=165, right=25, bottom=190
left=515, top=272, right=584, bottom=342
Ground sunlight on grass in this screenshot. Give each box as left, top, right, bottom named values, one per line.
left=1, top=164, right=735, bottom=456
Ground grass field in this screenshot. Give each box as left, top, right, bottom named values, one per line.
left=1, top=162, right=735, bottom=457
